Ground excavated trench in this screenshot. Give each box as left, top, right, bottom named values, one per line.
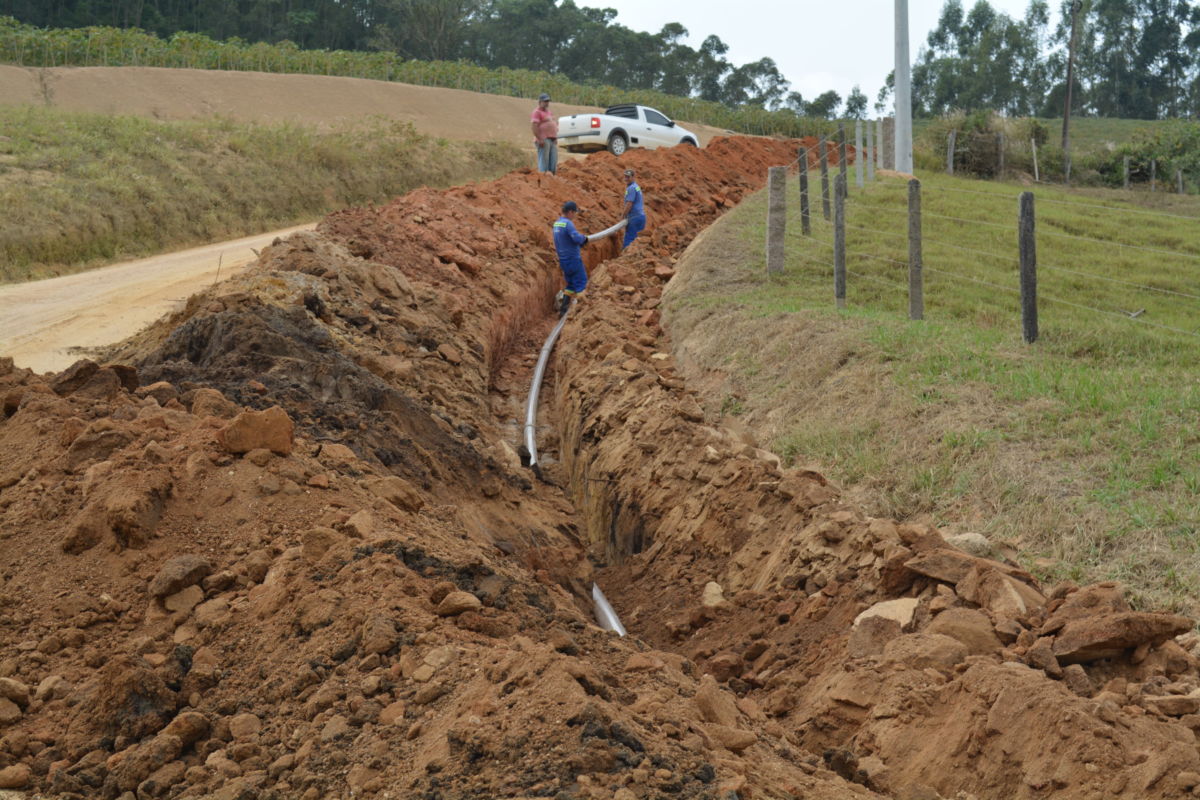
left=2, top=138, right=1199, bottom=800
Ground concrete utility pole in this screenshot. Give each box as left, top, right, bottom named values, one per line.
left=1062, top=0, right=1081, bottom=182
left=894, top=0, right=913, bottom=174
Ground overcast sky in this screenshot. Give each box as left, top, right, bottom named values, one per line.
left=596, top=0, right=1046, bottom=104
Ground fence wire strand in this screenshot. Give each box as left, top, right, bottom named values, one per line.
left=1037, top=292, right=1200, bottom=338
left=850, top=250, right=909, bottom=268
left=1039, top=262, right=1200, bottom=301
left=847, top=269, right=907, bottom=290
left=923, top=265, right=1021, bottom=295
left=922, top=185, right=1017, bottom=203
left=1036, top=227, right=1200, bottom=262
left=1035, top=194, right=1200, bottom=223
left=921, top=237, right=1017, bottom=264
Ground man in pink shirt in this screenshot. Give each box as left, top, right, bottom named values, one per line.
left=531, top=92, right=558, bottom=174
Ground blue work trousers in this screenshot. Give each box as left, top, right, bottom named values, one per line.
left=559, top=257, right=587, bottom=294
left=623, top=214, right=646, bottom=249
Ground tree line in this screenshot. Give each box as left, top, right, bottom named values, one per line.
left=0, top=0, right=865, bottom=117
left=911, top=0, right=1200, bottom=120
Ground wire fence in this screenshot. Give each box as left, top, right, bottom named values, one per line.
left=762, top=153, right=1200, bottom=345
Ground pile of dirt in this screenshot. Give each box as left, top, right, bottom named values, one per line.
left=0, top=134, right=1197, bottom=800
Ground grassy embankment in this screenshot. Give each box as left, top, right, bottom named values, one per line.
left=664, top=169, right=1200, bottom=612
left=0, top=106, right=526, bottom=282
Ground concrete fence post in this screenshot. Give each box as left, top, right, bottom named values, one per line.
left=855, top=119, right=864, bottom=189
left=1031, top=139, right=1040, bottom=182
left=819, top=137, right=831, bottom=221
left=1152, top=159, right=1157, bottom=192
left=1123, top=156, right=1130, bottom=190
left=882, top=117, right=895, bottom=169
left=834, top=174, right=846, bottom=309
left=997, top=132, right=1005, bottom=177
left=876, top=118, right=884, bottom=170
left=908, top=179, right=923, bottom=321
left=947, top=130, right=957, bottom=175
left=838, top=122, right=848, bottom=195
left=766, top=166, right=787, bottom=275
left=867, top=120, right=876, bottom=182
left=1019, top=191, right=1038, bottom=344
left=799, top=147, right=811, bottom=236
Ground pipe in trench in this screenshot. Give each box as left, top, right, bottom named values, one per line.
left=592, top=582, right=627, bottom=636
left=522, top=218, right=632, bottom=636
left=523, top=218, right=628, bottom=470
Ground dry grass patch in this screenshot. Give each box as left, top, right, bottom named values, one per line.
left=0, top=106, right=527, bottom=282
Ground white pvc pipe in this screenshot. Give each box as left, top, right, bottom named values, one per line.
left=592, top=583, right=627, bottom=636
left=523, top=308, right=572, bottom=469
left=586, top=218, right=628, bottom=243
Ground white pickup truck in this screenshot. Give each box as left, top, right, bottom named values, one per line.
left=557, top=104, right=700, bottom=156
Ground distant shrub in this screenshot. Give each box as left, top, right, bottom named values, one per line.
left=1102, top=120, right=1200, bottom=188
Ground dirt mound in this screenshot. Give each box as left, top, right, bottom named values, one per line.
left=1, top=135, right=1198, bottom=800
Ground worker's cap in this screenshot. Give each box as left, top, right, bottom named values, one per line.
left=538, top=93, right=551, bottom=101
left=562, top=201, right=579, bottom=213
left=623, top=169, right=635, bottom=176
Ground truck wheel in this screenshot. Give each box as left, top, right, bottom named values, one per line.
left=681, top=138, right=698, bottom=147
left=607, top=132, right=628, bottom=156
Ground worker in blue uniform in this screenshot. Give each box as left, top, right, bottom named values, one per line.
left=553, top=200, right=588, bottom=315
left=621, top=168, right=646, bottom=249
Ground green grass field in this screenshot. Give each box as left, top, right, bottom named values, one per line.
left=0, top=107, right=526, bottom=282
left=663, top=167, right=1200, bottom=612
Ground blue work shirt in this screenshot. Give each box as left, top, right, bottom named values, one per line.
left=553, top=216, right=587, bottom=265
left=624, top=181, right=644, bottom=218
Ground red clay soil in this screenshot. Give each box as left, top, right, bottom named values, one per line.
left=0, top=136, right=1198, bottom=800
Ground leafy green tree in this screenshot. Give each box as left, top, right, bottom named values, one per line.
left=721, top=57, right=789, bottom=109
left=844, top=85, right=868, bottom=118
left=695, top=34, right=732, bottom=103
left=1135, top=0, right=1192, bottom=117
left=371, top=0, right=481, bottom=60
left=1088, top=0, right=1142, bottom=117
left=808, top=90, right=842, bottom=119
left=876, top=71, right=894, bottom=115
left=911, top=0, right=1050, bottom=116
left=654, top=22, right=697, bottom=97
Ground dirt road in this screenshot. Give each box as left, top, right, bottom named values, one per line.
left=0, top=224, right=312, bottom=373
